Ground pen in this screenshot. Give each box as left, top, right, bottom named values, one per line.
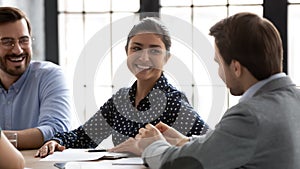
left=87, top=149, right=107, bottom=152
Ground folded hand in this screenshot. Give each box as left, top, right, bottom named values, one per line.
left=156, top=122, right=189, bottom=146
left=108, top=137, right=142, bottom=156
left=135, top=123, right=166, bottom=152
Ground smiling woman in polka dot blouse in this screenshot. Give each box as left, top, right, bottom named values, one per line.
left=35, top=17, right=209, bottom=158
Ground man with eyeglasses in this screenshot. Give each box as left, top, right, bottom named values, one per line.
left=0, top=7, right=72, bottom=149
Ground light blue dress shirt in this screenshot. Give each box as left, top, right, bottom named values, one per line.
left=239, top=73, right=286, bottom=102
left=0, top=61, right=72, bottom=141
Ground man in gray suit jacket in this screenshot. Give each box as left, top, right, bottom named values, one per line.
left=134, top=12, right=300, bottom=169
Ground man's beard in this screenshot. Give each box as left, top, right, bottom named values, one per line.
left=0, top=53, right=30, bottom=77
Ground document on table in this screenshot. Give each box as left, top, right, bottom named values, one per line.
left=112, top=157, right=144, bottom=165
left=40, top=149, right=128, bottom=162
left=63, top=160, right=147, bottom=169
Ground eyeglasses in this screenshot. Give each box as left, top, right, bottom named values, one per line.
left=0, top=36, right=32, bottom=50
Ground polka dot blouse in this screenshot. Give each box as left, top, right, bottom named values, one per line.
left=51, top=73, right=209, bottom=148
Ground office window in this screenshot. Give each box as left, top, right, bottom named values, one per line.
left=289, top=0, right=300, bottom=2
left=288, top=1, right=300, bottom=86
left=160, top=0, right=262, bottom=126
left=58, top=1, right=297, bottom=128
left=58, top=0, right=139, bottom=123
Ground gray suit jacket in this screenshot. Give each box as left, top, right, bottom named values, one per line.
left=144, top=76, right=300, bottom=169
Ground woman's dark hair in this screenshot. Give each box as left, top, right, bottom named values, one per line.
left=125, top=17, right=171, bottom=53
left=209, top=12, right=283, bottom=80
left=0, top=7, right=32, bottom=35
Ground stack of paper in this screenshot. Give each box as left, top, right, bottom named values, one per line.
left=40, top=149, right=128, bottom=162
left=112, top=157, right=144, bottom=165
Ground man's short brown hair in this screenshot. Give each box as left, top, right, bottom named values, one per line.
left=0, top=6, right=32, bottom=35
left=209, top=12, right=283, bottom=80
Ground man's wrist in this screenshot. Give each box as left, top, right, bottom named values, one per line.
left=176, top=137, right=190, bottom=146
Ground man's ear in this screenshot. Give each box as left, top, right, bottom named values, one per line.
left=231, top=60, right=242, bottom=77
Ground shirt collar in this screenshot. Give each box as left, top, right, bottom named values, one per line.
left=239, top=72, right=286, bottom=102
left=129, top=73, right=168, bottom=100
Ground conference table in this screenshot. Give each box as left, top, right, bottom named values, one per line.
left=22, top=149, right=147, bottom=169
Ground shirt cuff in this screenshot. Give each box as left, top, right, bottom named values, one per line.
left=37, top=125, right=54, bottom=141
left=142, top=140, right=171, bottom=169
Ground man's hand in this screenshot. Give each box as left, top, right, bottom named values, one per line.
left=35, top=140, right=65, bottom=158
left=108, top=137, right=142, bottom=156
left=156, top=122, right=189, bottom=146
left=135, top=123, right=166, bottom=152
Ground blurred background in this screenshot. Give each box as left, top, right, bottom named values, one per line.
left=0, top=0, right=299, bottom=128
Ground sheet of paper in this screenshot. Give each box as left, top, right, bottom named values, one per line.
left=40, top=149, right=127, bottom=162
left=112, top=157, right=144, bottom=165
left=64, top=160, right=147, bottom=169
